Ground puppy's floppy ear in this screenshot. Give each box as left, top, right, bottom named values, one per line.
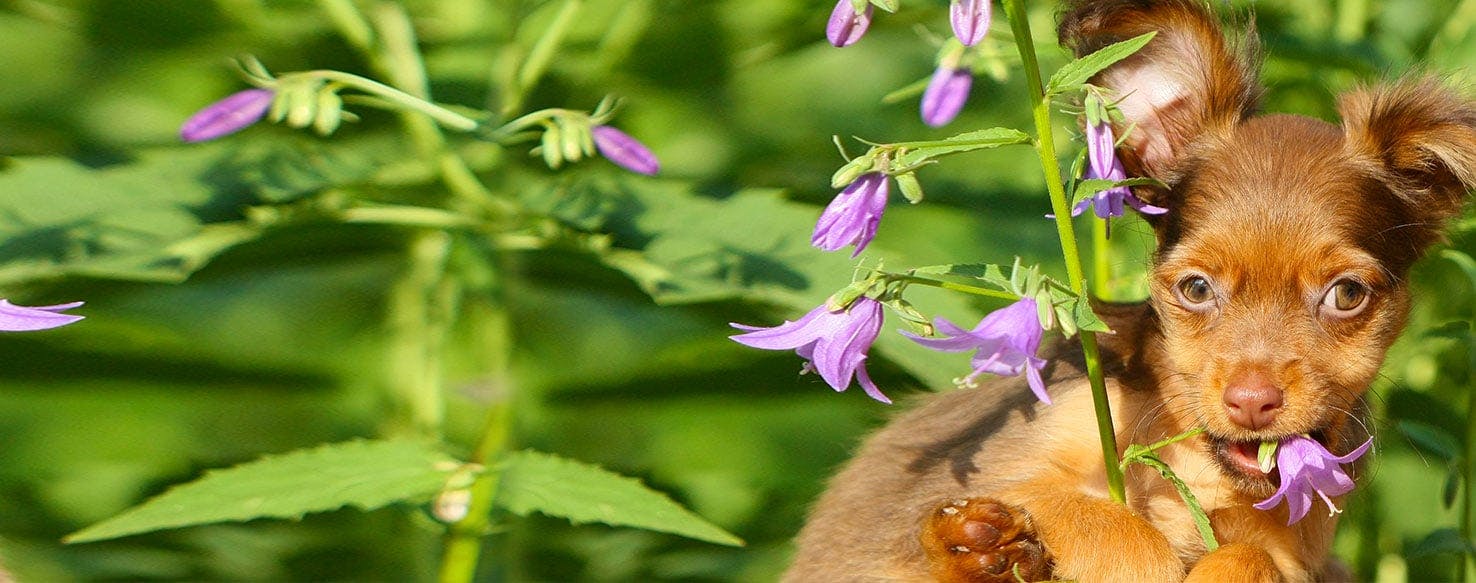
left=1058, top=0, right=1261, bottom=186
left=1340, top=77, right=1476, bottom=243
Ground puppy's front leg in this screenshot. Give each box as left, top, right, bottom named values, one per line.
left=1009, top=486, right=1184, bottom=582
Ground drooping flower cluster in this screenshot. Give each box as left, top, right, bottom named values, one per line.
left=1072, top=111, right=1167, bottom=218
left=0, top=300, right=84, bottom=332
left=903, top=297, right=1050, bottom=403
left=730, top=297, right=890, bottom=404
left=1253, top=435, right=1373, bottom=525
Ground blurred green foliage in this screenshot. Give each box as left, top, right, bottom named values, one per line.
left=0, top=0, right=1475, bottom=580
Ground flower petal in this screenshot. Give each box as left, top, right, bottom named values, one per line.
left=950, top=0, right=991, bottom=47
left=0, top=299, right=84, bottom=331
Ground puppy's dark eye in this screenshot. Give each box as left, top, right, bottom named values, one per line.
left=1175, top=275, right=1216, bottom=310
left=1321, top=279, right=1369, bottom=316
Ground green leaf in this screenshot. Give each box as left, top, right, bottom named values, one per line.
left=0, top=139, right=390, bottom=286
left=1073, top=297, right=1111, bottom=333
left=65, top=440, right=460, bottom=543
left=1125, top=452, right=1219, bottom=551
left=1070, top=177, right=1165, bottom=207
left=1424, top=320, right=1472, bottom=341
left=1398, top=420, right=1463, bottom=462
left=496, top=450, right=744, bottom=546
left=1445, top=464, right=1462, bottom=509
left=1046, top=32, right=1157, bottom=95
left=1410, top=528, right=1476, bottom=558
left=894, top=128, right=1032, bottom=168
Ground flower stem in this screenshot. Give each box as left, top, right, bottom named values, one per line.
left=1092, top=217, right=1111, bottom=300
left=438, top=297, right=515, bottom=583
left=1444, top=249, right=1476, bottom=582
left=894, top=274, right=1021, bottom=301
left=1002, top=0, right=1126, bottom=505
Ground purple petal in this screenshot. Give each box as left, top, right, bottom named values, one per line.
left=180, top=89, right=275, bottom=143
left=1085, top=119, right=1118, bottom=180
left=1024, top=360, right=1050, bottom=404
left=0, top=299, right=84, bottom=331
left=592, top=125, right=660, bottom=175
left=826, top=0, right=874, bottom=47
left=950, top=0, right=991, bottom=47
left=854, top=365, right=891, bottom=404
left=729, top=305, right=829, bottom=350
left=921, top=67, right=972, bottom=127
left=812, top=173, right=889, bottom=256
left=1328, top=437, right=1374, bottom=465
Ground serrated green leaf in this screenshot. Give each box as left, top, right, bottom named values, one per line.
left=1398, top=420, right=1463, bottom=462
left=65, top=440, right=459, bottom=544
left=0, top=140, right=387, bottom=286
left=1046, top=32, right=1156, bottom=95
left=1073, top=298, right=1111, bottom=333
left=496, top=450, right=743, bottom=546
left=895, top=128, right=1031, bottom=168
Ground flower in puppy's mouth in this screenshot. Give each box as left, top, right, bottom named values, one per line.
left=1245, top=435, right=1372, bottom=525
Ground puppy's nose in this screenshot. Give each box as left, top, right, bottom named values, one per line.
left=1222, top=373, right=1283, bottom=430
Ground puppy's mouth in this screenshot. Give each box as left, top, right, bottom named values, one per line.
left=1207, top=429, right=1330, bottom=495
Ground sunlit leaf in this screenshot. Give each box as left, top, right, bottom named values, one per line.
left=65, top=440, right=460, bottom=543
left=1046, top=32, right=1157, bottom=94
left=496, top=450, right=743, bottom=546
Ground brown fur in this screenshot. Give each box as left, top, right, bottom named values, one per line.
left=784, top=1, right=1476, bottom=581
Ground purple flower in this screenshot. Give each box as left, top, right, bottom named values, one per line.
left=0, top=300, right=84, bottom=331
left=1072, top=118, right=1168, bottom=218
left=180, top=89, right=275, bottom=143
left=903, top=297, right=1050, bottom=404
left=950, top=0, right=991, bottom=47
left=812, top=172, right=889, bottom=257
left=826, top=0, right=873, bottom=47
left=591, top=125, right=660, bottom=176
left=921, top=65, right=973, bottom=127
left=730, top=297, right=890, bottom=403
left=1253, top=435, right=1372, bottom=525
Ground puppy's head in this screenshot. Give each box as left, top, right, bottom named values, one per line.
left=1062, top=0, right=1476, bottom=495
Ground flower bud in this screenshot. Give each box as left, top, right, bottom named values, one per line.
left=180, top=88, right=275, bottom=142
left=826, top=0, right=873, bottom=47
left=950, top=0, right=991, bottom=47
left=920, top=65, right=972, bottom=127
left=591, top=125, right=660, bottom=175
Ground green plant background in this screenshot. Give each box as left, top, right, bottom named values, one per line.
left=0, top=0, right=1474, bottom=580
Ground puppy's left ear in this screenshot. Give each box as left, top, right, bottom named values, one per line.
left=1341, top=77, right=1476, bottom=248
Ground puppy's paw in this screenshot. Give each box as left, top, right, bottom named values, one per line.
left=921, top=498, right=1053, bottom=583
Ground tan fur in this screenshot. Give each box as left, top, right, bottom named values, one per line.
left=785, top=1, right=1476, bottom=581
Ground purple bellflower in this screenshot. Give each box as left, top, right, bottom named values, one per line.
left=0, top=300, right=84, bottom=331
left=730, top=297, right=890, bottom=404
left=1072, top=118, right=1168, bottom=218
left=826, top=0, right=874, bottom=47
left=591, top=125, right=660, bottom=176
left=903, top=297, right=1050, bottom=404
left=1253, top=435, right=1372, bottom=525
left=812, top=172, right=889, bottom=257
left=180, top=88, right=275, bottom=143
left=921, top=65, right=973, bottom=127
left=950, top=0, right=991, bottom=47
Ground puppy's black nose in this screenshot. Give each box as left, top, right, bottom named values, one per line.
left=1223, top=373, right=1283, bottom=430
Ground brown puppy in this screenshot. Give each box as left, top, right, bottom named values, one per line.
left=784, top=1, right=1476, bottom=581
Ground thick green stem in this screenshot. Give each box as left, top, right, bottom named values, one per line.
left=1003, top=0, right=1126, bottom=504
left=438, top=298, right=515, bottom=583
left=385, top=231, right=454, bottom=436
left=1092, top=216, right=1111, bottom=300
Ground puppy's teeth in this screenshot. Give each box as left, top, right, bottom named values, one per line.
left=1257, top=440, right=1279, bottom=474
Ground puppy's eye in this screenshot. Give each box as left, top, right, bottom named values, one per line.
left=1321, top=279, right=1369, bottom=316
left=1175, top=275, right=1216, bottom=310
